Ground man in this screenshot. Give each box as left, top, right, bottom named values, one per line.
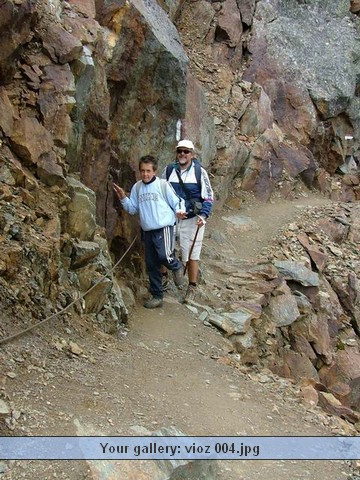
left=113, top=155, right=185, bottom=309
left=162, top=139, right=214, bottom=304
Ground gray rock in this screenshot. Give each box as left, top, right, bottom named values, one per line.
left=71, top=241, right=101, bottom=269
left=274, top=260, right=319, bottom=286
left=268, top=289, right=300, bottom=327
left=209, top=309, right=253, bottom=335
left=0, top=399, right=10, bottom=416
left=66, top=176, right=96, bottom=241
left=0, top=165, right=15, bottom=186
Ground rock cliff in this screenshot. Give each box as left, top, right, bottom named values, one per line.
left=0, top=0, right=359, bottom=422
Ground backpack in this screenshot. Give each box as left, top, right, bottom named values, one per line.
left=165, top=158, right=202, bottom=186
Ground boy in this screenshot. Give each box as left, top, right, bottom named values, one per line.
left=113, top=155, right=185, bottom=308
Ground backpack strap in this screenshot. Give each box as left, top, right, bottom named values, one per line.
left=135, top=180, right=142, bottom=197
left=192, top=159, right=202, bottom=186
left=159, top=178, right=168, bottom=198
left=174, top=169, right=191, bottom=200
left=166, top=163, right=175, bottom=180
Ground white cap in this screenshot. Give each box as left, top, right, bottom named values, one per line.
left=176, top=139, right=194, bottom=150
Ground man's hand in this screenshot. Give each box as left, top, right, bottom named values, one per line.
left=113, top=183, right=126, bottom=200
left=196, top=215, right=206, bottom=227
left=176, top=211, right=187, bottom=220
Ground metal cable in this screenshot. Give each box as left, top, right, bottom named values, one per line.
left=0, top=235, right=138, bottom=346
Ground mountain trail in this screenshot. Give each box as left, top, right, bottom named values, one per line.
left=0, top=191, right=356, bottom=479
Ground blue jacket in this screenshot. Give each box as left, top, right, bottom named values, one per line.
left=162, top=159, right=214, bottom=218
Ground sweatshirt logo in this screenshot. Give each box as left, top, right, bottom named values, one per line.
left=139, top=192, right=160, bottom=203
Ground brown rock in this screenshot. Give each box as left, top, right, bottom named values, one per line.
left=21, top=63, right=42, bottom=85
left=335, top=349, right=360, bottom=381
left=217, top=0, right=242, bottom=47
left=330, top=273, right=358, bottom=325
left=10, top=115, right=54, bottom=165
left=3, top=149, right=38, bottom=190
left=319, top=349, right=360, bottom=409
left=0, top=0, right=36, bottom=82
left=317, top=217, right=349, bottom=244
left=250, top=262, right=279, bottom=280
left=349, top=204, right=360, bottom=242
left=318, top=391, right=360, bottom=423
left=291, top=334, right=317, bottom=361
left=308, top=312, right=332, bottom=363
left=41, top=64, right=75, bottom=96
left=300, top=384, right=319, bottom=408
left=63, top=15, right=99, bottom=44
left=283, top=349, right=319, bottom=381
left=0, top=87, right=16, bottom=137
left=42, top=24, right=83, bottom=64
left=239, top=87, right=273, bottom=137
left=228, top=301, right=262, bottom=319
left=327, top=382, right=352, bottom=403
left=343, top=377, right=360, bottom=412
left=0, top=184, right=13, bottom=202
left=314, top=168, right=333, bottom=196
left=342, top=173, right=360, bottom=186
left=241, top=129, right=281, bottom=201
left=67, top=0, right=96, bottom=18
left=69, top=341, right=84, bottom=356
left=20, top=189, right=37, bottom=208
left=1, top=244, right=22, bottom=279
left=277, top=143, right=316, bottom=183
left=297, top=233, right=328, bottom=272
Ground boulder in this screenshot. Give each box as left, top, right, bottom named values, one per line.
left=274, top=260, right=319, bottom=287
left=66, top=177, right=97, bottom=241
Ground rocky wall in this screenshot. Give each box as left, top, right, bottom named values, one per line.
left=0, top=0, right=214, bottom=333
left=175, top=0, right=360, bottom=204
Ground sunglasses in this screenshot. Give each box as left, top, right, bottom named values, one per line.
left=176, top=149, right=191, bottom=154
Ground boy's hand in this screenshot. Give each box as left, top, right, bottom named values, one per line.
left=113, top=183, right=126, bottom=200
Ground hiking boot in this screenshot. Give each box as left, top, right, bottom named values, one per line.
left=172, top=267, right=185, bottom=287
left=183, top=284, right=198, bottom=304
left=143, top=297, right=163, bottom=309
left=162, top=274, right=169, bottom=292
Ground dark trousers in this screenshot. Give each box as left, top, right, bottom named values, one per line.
left=143, top=225, right=182, bottom=299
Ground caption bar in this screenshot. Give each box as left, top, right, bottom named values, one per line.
left=1, top=436, right=360, bottom=460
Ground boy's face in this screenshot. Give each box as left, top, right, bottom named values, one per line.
left=139, top=162, right=156, bottom=183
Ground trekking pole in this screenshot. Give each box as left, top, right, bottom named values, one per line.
left=184, top=215, right=206, bottom=274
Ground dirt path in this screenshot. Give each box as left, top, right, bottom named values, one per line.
left=123, top=299, right=351, bottom=480
left=209, top=191, right=331, bottom=261
left=0, top=193, right=355, bottom=479
left=1, top=298, right=351, bottom=479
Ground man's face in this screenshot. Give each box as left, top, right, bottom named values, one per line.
left=139, top=162, right=156, bottom=183
left=176, top=148, right=192, bottom=167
